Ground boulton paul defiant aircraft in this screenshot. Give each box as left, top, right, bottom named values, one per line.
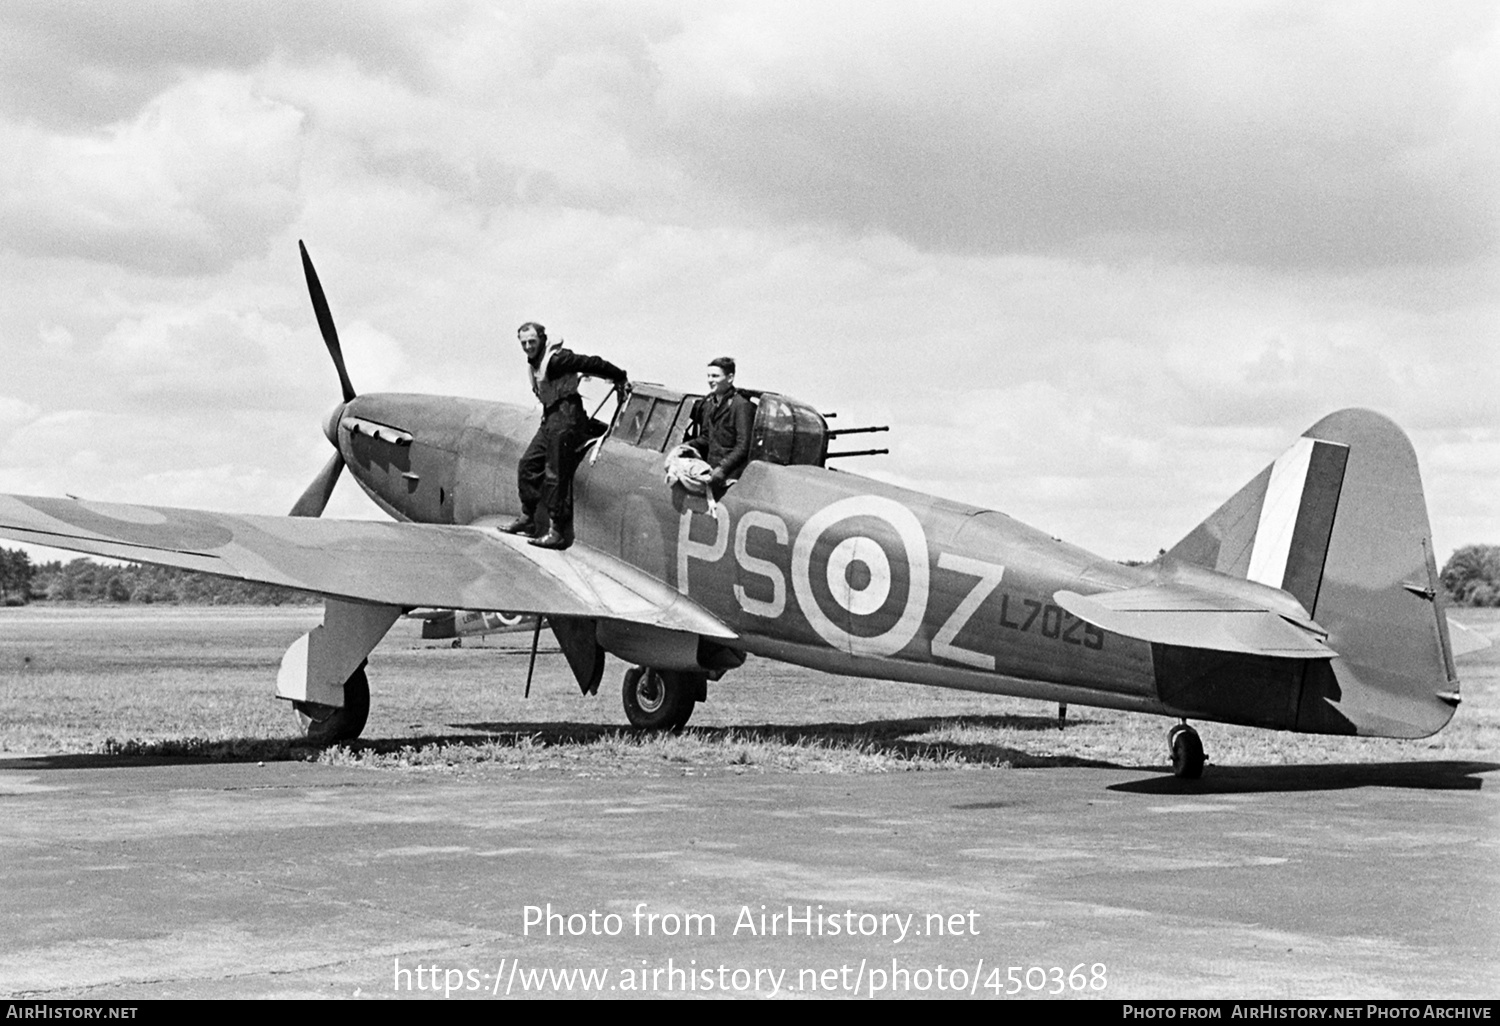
left=407, top=607, right=541, bottom=642
left=0, top=244, right=1475, bottom=778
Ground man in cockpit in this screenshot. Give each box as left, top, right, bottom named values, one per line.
left=498, top=321, right=627, bottom=550
left=685, top=356, right=754, bottom=496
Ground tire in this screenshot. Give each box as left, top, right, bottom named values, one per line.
left=667, top=682, right=698, bottom=732
left=622, top=666, right=696, bottom=732
left=1170, top=725, right=1205, bottom=780
left=294, top=664, right=370, bottom=744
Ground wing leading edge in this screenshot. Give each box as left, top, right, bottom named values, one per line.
left=0, top=494, right=733, bottom=640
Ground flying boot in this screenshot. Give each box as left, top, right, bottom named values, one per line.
left=528, top=526, right=573, bottom=550
left=496, top=515, right=539, bottom=537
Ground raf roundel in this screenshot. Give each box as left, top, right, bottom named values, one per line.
left=791, top=495, right=930, bottom=657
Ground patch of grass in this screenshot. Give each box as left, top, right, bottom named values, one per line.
left=2, top=606, right=1496, bottom=776
left=307, top=721, right=1065, bottom=776
left=97, top=735, right=319, bottom=762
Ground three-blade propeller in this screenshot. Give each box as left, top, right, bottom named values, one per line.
left=289, top=241, right=354, bottom=518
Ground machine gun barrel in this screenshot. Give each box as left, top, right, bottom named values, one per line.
left=825, top=448, right=889, bottom=460
left=825, top=425, right=889, bottom=438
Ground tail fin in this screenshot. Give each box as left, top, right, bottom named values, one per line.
left=1167, top=409, right=1458, bottom=738
left=1168, top=434, right=1349, bottom=614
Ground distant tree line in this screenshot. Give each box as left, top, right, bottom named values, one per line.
left=0, top=547, right=317, bottom=606
left=1441, top=545, right=1500, bottom=607
left=0, top=548, right=33, bottom=605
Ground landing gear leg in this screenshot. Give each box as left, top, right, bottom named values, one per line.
left=294, top=663, right=370, bottom=743
left=276, top=598, right=400, bottom=745
left=1168, top=722, right=1206, bottom=779
left=622, top=666, right=701, bottom=731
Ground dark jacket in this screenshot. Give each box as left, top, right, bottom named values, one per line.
left=529, top=346, right=627, bottom=410
left=686, top=387, right=755, bottom=482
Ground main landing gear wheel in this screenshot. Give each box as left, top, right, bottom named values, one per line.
left=1168, top=723, right=1205, bottom=780
left=294, top=664, right=370, bottom=744
left=621, top=667, right=697, bottom=732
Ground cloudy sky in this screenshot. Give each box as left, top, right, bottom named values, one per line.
left=1, top=0, right=1495, bottom=565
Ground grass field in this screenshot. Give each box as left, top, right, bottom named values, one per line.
left=1, top=605, right=1496, bottom=775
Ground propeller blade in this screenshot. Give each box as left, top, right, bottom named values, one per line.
left=299, top=240, right=356, bottom=403
left=289, top=451, right=345, bottom=518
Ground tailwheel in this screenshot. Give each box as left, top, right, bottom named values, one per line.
left=621, top=666, right=698, bottom=732
left=1168, top=722, right=1205, bottom=779
left=294, top=663, right=370, bottom=744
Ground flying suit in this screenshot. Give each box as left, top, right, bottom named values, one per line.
left=515, top=341, right=627, bottom=537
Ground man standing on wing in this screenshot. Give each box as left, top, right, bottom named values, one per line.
left=685, top=356, right=754, bottom=497
left=499, top=321, right=627, bottom=550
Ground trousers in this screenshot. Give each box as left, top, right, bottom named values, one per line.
left=516, top=397, right=588, bottom=532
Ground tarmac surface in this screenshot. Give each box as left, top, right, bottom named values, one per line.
left=1, top=753, right=1496, bottom=1000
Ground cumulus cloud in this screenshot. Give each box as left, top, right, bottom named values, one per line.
left=0, top=397, right=41, bottom=435
left=647, top=1, right=1500, bottom=267
left=0, top=0, right=432, bottom=128
left=0, top=405, right=329, bottom=516
left=0, top=1, right=1491, bottom=561
left=97, top=300, right=320, bottom=409
left=0, top=74, right=306, bottom=273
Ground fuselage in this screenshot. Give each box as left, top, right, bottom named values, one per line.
left=333, top=390, right=1182, bottom=718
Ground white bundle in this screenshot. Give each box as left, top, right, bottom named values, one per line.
left=663, top=444, right=717, bottom=512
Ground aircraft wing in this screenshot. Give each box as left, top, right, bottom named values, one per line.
left=1054, top=584, right=1337, bottom=659
left=0, top=494, right=733, bottom=639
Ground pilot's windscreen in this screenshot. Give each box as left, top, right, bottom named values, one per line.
left=615, top=393, right=652, bottom=445
left=666, top=397, right=700, bottom=449
left=640, top=398, right=677, bottom=451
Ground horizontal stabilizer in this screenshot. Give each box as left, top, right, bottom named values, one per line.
left=1448, top=619, right=1492, bottom=660
left=1055, top=586, right=1337, bottom=659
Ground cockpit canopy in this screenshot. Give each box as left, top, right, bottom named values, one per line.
left=610, top=384, right=829, bottom=468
